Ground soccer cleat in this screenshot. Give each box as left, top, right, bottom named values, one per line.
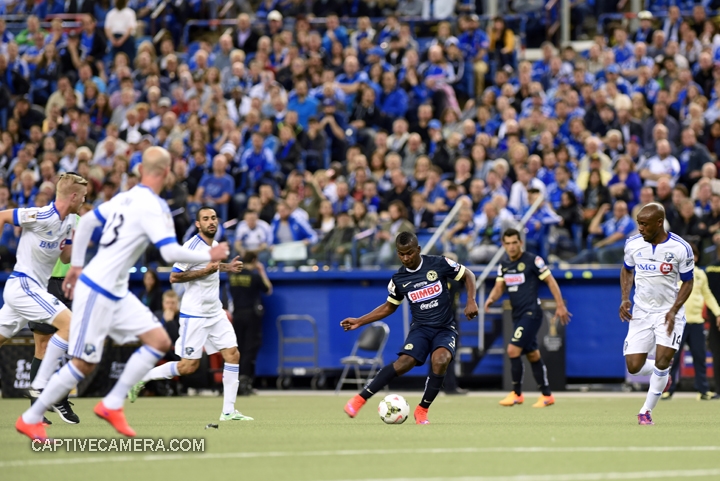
left=52, top=399, right=80, bottom=424
left=698, top=392, right=720, bottom=400
left=128, top=381, right=146, bottom=403
left=219, top=410, right=254, bottom=421
left=16, top=416, right=48, bottom=441
left=344, top=394, right=366, bottom=418
left=499, top=392, right=524, bottom=406
left=637, top=411, right=654, bottom=425
left=532, top=394, right=555, bottom=408
left=661, top=392, right=672, bottom=400
left=94, top=402, right=136, bottom=437
left=414, top=406, right=430, bottom=424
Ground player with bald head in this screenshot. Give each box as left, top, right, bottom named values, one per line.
left=620, top=202, right=694, bottom=425
left=17, top=148, right=232, bottom=442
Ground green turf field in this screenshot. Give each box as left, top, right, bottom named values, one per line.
left=1, top=392, right=719, bottom=481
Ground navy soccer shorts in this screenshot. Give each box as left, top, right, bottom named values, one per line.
left=510, top=311, right=544, bottom=354
left=398, top=324, right=457, bottom=366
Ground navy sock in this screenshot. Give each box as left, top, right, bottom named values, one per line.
left=360, top=364, right=398, bottom=400
left=419, top=372, right=445, bottom=409
left=531, top=359, right=552, bottom=396
left=510, top=357, right=524, bottom=395
left=30, top=357, right=42, bottom=383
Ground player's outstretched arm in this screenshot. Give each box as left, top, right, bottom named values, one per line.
left=619, top=266, right=635, bottom=322
left=340, top=301, right=399, bottom=331
left=543, top=273, right=572, bottom=325
left=484, top=278, right=506, bottom=312
left=218, top=256, right=243, bottom=273
left=158, top=241, right=230, bottom=265
left=461, top=267, right=478, bottom=320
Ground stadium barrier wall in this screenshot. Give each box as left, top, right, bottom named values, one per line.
left=0, top=268, right=626, bottom=380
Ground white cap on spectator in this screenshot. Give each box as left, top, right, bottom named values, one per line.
left=268, top=10, right=283, bottom=22
left=637, top=11, right=652, bottom=20
left=158, top=97, right=172, bottom=108
left=127, top=131, right=142, bottom=144
left=220, top=143, right=237, bottom=156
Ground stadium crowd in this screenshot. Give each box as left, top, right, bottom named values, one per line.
left=1, top=1, right=720, bottom=270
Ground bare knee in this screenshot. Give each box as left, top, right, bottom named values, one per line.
left=507, top=344, right=522, bottom=359
left=625, top=356, right=645, bottom=375
left=51, top=310, right=71, bottom=339
left=222, top=346, right=240, bottom=364
left=430, top=349, right=452, bottom=375
left=393, top=355, right=417, bottom=375
left=177, top=359, right=201, bottom=375
left=525, top=350, right=541, bottom=363
left=71, top=358, right=96, bottom=376
left=138, top=327, right=172, bottom=353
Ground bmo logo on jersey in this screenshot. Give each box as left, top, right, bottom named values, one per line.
left=660, top=263, right=673, bottom=274
left=636, top=263, right=673, bottom=274
left=38, top=240, right=60, bottom=250
left=408, top=281, right=442, bottom=303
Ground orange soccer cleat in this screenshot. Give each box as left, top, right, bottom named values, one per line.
left=16, top=416, right=48, bottom=442
left=532, top=394, right=555, bottom=408
left=94, top=402, right=136, bottom=437
left=414, top=406, right=430, bottom=424
left=499, top=392, right=525, bottom=406
left=344, top=394, right=366, bottom=418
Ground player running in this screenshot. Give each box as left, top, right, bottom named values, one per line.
left=128, top=206, right=254, bottom=422
left=620, top=203, right=694, bottom=425
left=341, top=231, right=478, bottom=424
left=485, top=228, right=571, bottom=408
left=16, top=147, right=230, bottom=441
left=0, top=174, right=88, bottom=423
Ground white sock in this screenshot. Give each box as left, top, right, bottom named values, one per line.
left=222, top=363, right=239, bottom=415
left=640, top=366, right=670, bottom=414
left=23, top=363, right=84, bottom=424
left=103, top=345, right=164, bottom=410
left=141, top=361, right=179, bottom=382
left=31, top=334, right=68, bottom=391
left=633, top=359, right=655, bottom=377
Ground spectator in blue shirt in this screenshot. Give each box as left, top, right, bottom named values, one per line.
left=196, top=154, right=235, bottom=221
left=546, top=166, right=583, bottom=210
left=377, top=70, right=408, bottom=123
left=239, top=132, right=277, bottom=194
left=321, top=14, right=349, bottom=54
left=287, top=79, right=320, bottom=130
left=271, top=201, right=317, bottom=245
left=569, top=200, right=635, bottom=264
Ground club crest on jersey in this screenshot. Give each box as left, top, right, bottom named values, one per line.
left=517, top=262, right=525, bottom=272
left=84, top=343, right=96, bottom=356
left=408, top=280, right=442, bottom=303
left=664, top=252, right=675, bottom=263
left=660, top=263, right=673, bottom=274
left=426, top=270, right=438, bottom=281
left=185, top=347, right=195, bottom=356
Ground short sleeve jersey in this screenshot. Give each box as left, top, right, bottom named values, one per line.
left=496, top=251, right=551, bottom=318
left=172, top=235, right=223, bottom=318
left=623, top=232, right=694, bottom=314
left=81, top=184, right=179, bottom=298
left=386, top=255, right=466, bottom=328
left=11, top=203, right=75, bottom=288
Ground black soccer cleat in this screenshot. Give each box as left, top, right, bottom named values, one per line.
left=52, top=399, right=80, bottom=424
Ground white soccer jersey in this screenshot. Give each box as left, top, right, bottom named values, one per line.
left=172, top=235, right=223, bottom=318
left=11, top=203, right=75, bottom=288
left=235, top=219, right=273, bottom=250
left=624, top=232, right=694, bottom=313
left=81, top=185, right=178, bottom=298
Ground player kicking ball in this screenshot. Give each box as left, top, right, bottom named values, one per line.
left=485, top=228, right=571, bottom=408
left=129, top=207, right=253, bottom=422
left=620, top=203, right=693, bottom=425
left=341, top=231, right=478, bottom=424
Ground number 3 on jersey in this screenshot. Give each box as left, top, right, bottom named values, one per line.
left=100, top=213, right=125, bottom=247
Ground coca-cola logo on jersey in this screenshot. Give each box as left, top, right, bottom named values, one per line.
left=660, top=263, right=673, bottom=274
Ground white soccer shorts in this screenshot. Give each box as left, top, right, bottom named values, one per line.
left=176, top=311, right=236, bottom=359
left=0, top=276, right=64, bottom=339
left=68, top=280, right=161, bottom=364
left=623, top=306, right=685, bottom=356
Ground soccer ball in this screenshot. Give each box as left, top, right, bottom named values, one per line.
left=378, top=394, right=409, bottom=424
